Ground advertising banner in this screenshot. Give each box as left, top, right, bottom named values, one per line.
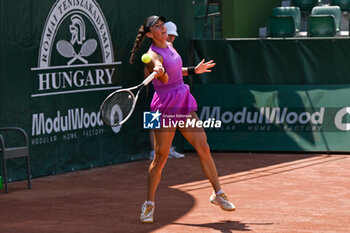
left=186, top=84, right=350, bottom=152
left=0, top=0, right=194, bottom=180
left=184, top=39, right=350, bottom=152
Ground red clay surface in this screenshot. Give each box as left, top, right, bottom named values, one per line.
left=0, top=153, right=349, bottom=233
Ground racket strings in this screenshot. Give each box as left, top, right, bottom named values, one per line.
left=101, top=91, right=135, bottom=126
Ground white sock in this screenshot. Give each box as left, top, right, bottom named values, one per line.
left=216, top=189, right=224, bottom=196
left=145, top=201, right=155, bottom=206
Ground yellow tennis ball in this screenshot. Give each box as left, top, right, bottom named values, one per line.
left=141, top=54, right=151, bottom=64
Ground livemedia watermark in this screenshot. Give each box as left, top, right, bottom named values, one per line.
left=143, top=110, right=222, bottom=130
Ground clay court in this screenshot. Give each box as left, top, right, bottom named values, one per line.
left=1, top=152, right=349, bottom=233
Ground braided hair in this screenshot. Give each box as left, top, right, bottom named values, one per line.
left=129, top=24, right=146, bottom=64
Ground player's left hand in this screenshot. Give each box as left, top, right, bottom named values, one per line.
left=195, top=59, right=216, bottom=74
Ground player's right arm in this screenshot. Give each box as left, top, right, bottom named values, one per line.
left=145, top=51, right=168, bottom=84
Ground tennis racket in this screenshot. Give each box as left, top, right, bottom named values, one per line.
left=99, top=71, right=157, bottom=126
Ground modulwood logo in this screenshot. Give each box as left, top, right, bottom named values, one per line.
left=200, top=107, right=324, bottom=125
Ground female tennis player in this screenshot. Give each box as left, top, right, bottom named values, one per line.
left=130, top=15, right=235, bottom=223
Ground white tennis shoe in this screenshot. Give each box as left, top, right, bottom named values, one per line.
left=168, top=147, right=185, bottom=159
left=140, top=202, right=155, bottom=223
left=149, top=150, right=155, bottom=160
left=210, top=193, right=236, bottom=211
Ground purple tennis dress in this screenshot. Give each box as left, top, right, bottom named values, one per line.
left=150, top=43, right=197, bottom=119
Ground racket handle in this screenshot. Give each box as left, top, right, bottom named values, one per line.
left=142, top=71, right=157, bottom=86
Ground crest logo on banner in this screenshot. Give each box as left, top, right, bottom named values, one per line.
left=57, top=14, right=97, bottom=66
left=31, top=0, right=121, bottom=97
left=31, top=0, right=122, bottom=144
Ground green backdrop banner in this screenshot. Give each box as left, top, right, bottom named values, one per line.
left=192, top=38, right=350, bottom=84
left=184, top=84, right=350, bottom=152
left=184, top=38, right=350, bottom=152
left=0, top=0, right=194, bottom=180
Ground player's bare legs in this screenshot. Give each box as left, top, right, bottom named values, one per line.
left=179, top=112, right=235, bottom=211
left=141, top=127, right=176, bottom=223
left=149, top=129, right=185, bottom=160
left=147, top=127, right=176, bottom=202
left=179, top=112, right=221, bottom=192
